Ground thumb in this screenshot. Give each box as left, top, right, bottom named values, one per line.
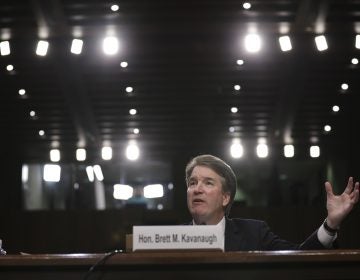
left=325, top=181, right=334, bottom=198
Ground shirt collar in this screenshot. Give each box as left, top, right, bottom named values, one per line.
left=192, top=216, right=226, bottom=235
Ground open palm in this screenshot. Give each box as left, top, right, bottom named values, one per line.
left=326, top=177, right=359, bottom=228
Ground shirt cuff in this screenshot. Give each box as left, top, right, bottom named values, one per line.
left=317, top=223, right=337, bottom=248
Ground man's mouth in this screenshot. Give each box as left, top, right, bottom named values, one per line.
left=193, top=198, right=205, bottom=204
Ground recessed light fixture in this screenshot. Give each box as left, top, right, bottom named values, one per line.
left=111, top=4, right=119, bottom=11
left=332, top=105, right=340, bottom=112
left=351, top=58, right=358, bottom=65
left=324, top=125, right=331, bottom=132
left=243, top=2, right=251, bottom=9
left=341, top=83, right=349, bottom=90
left=71, top=39, right=83, bottom=54
left=36, top=40, right=49, bottom=56
left=0, top=41, right=10, bottom=56
left=103, top=37, right=119, bottom=55
left=244, top=34, right=261, bottom=53
left=284, top=144, right=294, bottom=158
left=234, top=85, right=241, bottom=91
left=120, top=61, right=128, bottom=68
left=279, top=35, right=292, bottom=52
left=236, top=59, right=244, bottom=65
left=126, top=86, right=133, bottom=93
left=315, top=35, right=328, bottom=51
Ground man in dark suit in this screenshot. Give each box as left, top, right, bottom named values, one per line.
left=186, top=155, right=359, bottom=251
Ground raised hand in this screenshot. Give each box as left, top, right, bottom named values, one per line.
left=325, top=177, right=359, bottom=229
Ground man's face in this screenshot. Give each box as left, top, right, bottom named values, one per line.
left=187, top=165, right=230, bottom=225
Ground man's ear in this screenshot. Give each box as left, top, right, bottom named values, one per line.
left=222, top=192, right=231, bottom=207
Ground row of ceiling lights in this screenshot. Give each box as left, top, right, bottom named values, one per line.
left=1, top=33, right=359, bottom=57
left=46, top=142, right=323, bottom=164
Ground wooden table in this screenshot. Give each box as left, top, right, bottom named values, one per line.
left=1, top=250, right=360, bottom=279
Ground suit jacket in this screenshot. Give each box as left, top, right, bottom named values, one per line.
left=224, top=218, right=326, bottom=252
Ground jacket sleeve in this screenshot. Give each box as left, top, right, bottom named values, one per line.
left=259, top=221, right=327, bottom=250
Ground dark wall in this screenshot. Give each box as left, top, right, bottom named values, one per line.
left=1, top=205, right=359, bottom=254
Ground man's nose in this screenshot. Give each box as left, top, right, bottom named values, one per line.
left=193, top=182, right=204, bottom=192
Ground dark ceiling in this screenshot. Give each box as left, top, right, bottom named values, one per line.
left=1, top=0, right=360, bottom=163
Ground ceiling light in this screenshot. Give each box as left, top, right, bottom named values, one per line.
left=22, top=164, right=29, bottom=183
left=126, top=86, right=133, bottom=93
left=144, top=184, right=164, bottom=198
left=229, top=127, right=235, bottom=133
left=324, top=125, right=331, bottom=132
left=50, top=149, right=60, bottom=162
left=29, top=110, right=36, bottom=117
left=243, top=2, right=251, bottom=9
left=86, top=166, right=94, bottom=182
left=93, top=165, right=104, bottom=181
left=102, top=146, right=112, bottom=160
left=133, top=128, right=140, bottom=134
left=230, top=141, right=243, bottom=158
left=0, top=41, right=10, bottom=56
left=231, top=107, right=238, bottom=113
left=236, top=59, right=244, bottom=65
left=332, top=105, right=340, bottom=112
left=126, top=142, right=140, bottom=160
left=315, top=35, right=328, bottom=51
left=284, top=144, right=294, bottom=158
left=256, top=143, right=268, bottom=158
left=279, top=35, right=292, bottom=52
left=111, top=4, right=119, bottom=11
left=120, top=61, right=128, bottom=68
left=36, top=40, right=49, bottom=56
left=43, top=164, right=61, bottom=182
left=341, top=83, right=349, bottom=90
left=129, top=108, right=137, bottom=115
left=234, top=84, right=241, bottom=91
left=103, top=36, right=119, bottom=55
left=244, top=34, right=261, bottom=53
left=113, top=184, right=133, bottom=200
left=18, top=89, right=26, bottom=96
left=71, top=39, right=83, bottom=54
left=351, top=58, right=358, bottom=65
left=76, top=148, right=86, bottom=161
left=356, top=35, right=360, bottom=49
left=6, top=64, right=13, bottom=71
left=310, top=145, right=320, bottom=158
left=38, top=130, right=45, bottom=136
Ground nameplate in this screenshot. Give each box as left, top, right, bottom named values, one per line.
left=132, top=225, right=224, bottom=251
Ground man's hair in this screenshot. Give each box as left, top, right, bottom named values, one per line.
left=185, top=154, right=237, bottom=216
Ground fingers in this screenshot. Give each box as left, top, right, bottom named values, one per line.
left=344, top=177, right=354, bottom=194
left=325, top=181, right=334, bottom=197
left=348, top=181, right=359, bottom=203
left=352, top=182, right=359, bottom=203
